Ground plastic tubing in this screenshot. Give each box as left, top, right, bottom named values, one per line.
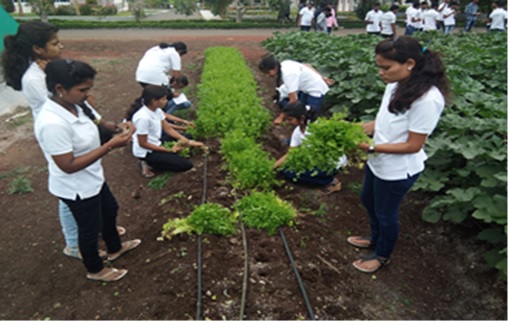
left=279, top=227, right=315, bottom=320
left=239, top=222, right=249, bottom=320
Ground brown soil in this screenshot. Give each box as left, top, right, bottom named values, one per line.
left=0, top=34, right=506, bottom=320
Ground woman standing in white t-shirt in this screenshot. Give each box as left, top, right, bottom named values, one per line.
left=1, top=21, right=125, bottom=260
left=135, top=42, right=187, bottom=87
left=259, top=56, right=334, bottom=125
left=348, top=36, right=449, bottom=273
left=35, top=59, right=141, bottom=282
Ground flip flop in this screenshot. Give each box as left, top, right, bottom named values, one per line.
left=352, top=253, right=391, bottom=274
left=321, top=178, right=342, bottom=195
left=138, top=160, right=155, bottom=178
left=108, top=239, right=142, bottom=261
left=86, top=267, right=128, bottom=282
left=346, top=236, right=373, bottom=249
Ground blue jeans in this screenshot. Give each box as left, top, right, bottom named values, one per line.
left=405, top=25, right=416, bottom=36
left=360, top=165, right=420, bottom=259
left=280, top=167, right=336, bottom=186
left=443, top=25, right=454, bottom=34
left=164, top=99, right=191, bottom=115
left=61, top=183, right=122, bottom=273
left=298, top=92, right=326, bottom=113
left=58, top=200, right=79, bottom=249
left=464, top=17, right=477, bottom=31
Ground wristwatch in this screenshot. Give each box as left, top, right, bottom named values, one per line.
left=367, top=145, right=375, bottom=154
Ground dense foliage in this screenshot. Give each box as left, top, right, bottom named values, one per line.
left=282, top=113, right=369, bottom=176
left=234, top=191, right=297, bottom=235
left=263, top=31, right=507, bottom=278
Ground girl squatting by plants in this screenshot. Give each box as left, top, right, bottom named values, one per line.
left=349, top=36, right=449, bottom=273
left=1, top=21, right=125, bottom=260
left=274, top=101, right=346, bottom=194
left=34, top=59, right=142, bottom=282
left=258, top=55, right=334, bottom=125
left=127, top=85, right=204, bottom=178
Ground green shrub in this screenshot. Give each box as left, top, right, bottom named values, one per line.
left=78, top=3, right=93, bottom=15
left=8, top=176, right=33, bottom=194
left=1, top=0, right=15, bottom=13
left=53, top=5, right=76, bottom=15
left=95, top=5, right=118, bottom=16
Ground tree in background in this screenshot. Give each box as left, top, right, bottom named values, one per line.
left=0, top=0, right=15, bottom=13
left=204, top=0, right=231, bottom=18
left=267, top=0, right=291, bottom=22
left=173, top=0, right=195, bottom=15
left=28, top=0, right=55, bottom=21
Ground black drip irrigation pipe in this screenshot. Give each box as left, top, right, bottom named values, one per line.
left=239, top=222, right=249, bottom=320
left=196, top=151, right=208, bottom=320
left=279, top=227, right=315, bottom=320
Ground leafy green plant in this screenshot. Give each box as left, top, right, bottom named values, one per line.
left=161, top=203, right=238, bottom=239
left=282, top=113, right=370, bottom=176
left=234, top=191, right=297, bottom=235
left=8, top=176, right=33, bottom=194
left=162, top=140, right=192, bottom=157
left=148, top=172, right=173, bottom=190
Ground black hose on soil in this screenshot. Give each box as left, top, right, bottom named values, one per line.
left=239, top=222, right=249, bottom=320
left=279, top=227, right=315, bottom=320
left=196, top=152, right=208, bottom=320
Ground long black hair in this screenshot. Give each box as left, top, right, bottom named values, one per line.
left=375, top=36, right=450, bottom=114
left=282, top=101, right=317, bottom=125
left=1, top=21, right=59, bottom=90
left=126, top=85, right=169, bottom=121
left=45, top=59, right=96, bottom=94
left=159, top=41, right=187, bottom=55
left=259, top=55, right=283, bottom=89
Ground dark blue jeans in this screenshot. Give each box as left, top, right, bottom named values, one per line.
left=360, top=165, right=420, bottom=259
left=280, top=167, right=337, bottom=186
left=278, top=92, right=325, bottom=113
left=61, top=182, right=122, bottom=273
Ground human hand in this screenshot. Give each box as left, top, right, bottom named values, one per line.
left=323, top=77, right=335, bottom=85
left=184, top=120, right=196, bottom=128
left=108, top=126, right=134, bottom=149
left=188, top=140, right=204, bottom=148
left=358, top=142, right=370, bottom=152
left=116, top=121, right=135, bottom=135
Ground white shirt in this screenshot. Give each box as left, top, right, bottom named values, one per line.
left=422, top=9, right=440, bottom=30
left=442, top=7, right=455, bottom=26
left=135, top=46, right=181, bottom=86
left=365, top=9, right=383, bottom=32
left=437, top=2, right=448, bottom=21
left=281, top=60, right=329, bottom=97
left=380, top=11, right=397, bottom=35
left=405, top=6, right=416, bottom=25
left=34, top=100, right=104, bottom=200
left=132, top=105, right=165, bottom=158
left=490, top=8, right=507, bottom=30
left=413, top=8, right=423, bottom=29
left=299, top=7, right=315, bottom=26
left=367, top=83, right=445, bottom=181
left=21, top=62, right=48, bottom=120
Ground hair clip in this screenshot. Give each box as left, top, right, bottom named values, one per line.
left=422, top=47, right=427, bottom=53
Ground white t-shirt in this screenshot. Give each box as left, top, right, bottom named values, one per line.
left=413, top=8, right=423, bottom=29
left=442, top=7, right=455, bottom=26
left=422, top=9, right=440, bottom=30
left=34, top=100, right=104, bottom=200
left=365, top=9, right=383, bottom=32
left=405, top=6, right=416, bottom=25
left=489, top=8, right=507, bottom=30
left=21, top=62, right=48, bottom=120
left=135, top=45, right=181, bottom=86
left=380, top=11, right=397, bottom=35
left=299, top=7, right=315, bottom=26
left=437, top=2, right=448, bottom=20
left=132, top=105, right=166, bottom=158
left=281, top=60, right=329, bottom=97
left=367, top=83, right=445, bottom=181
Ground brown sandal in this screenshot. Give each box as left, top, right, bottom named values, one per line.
left=86, top=267, right=128, bottom=282
left=108, top=239, right=142, bottom=261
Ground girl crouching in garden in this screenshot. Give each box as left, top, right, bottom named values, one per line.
left=349, top=36, right=449, bottom=273
left=127, top=85, right=204, bottom=178
left=274, top=101, right=346, bottom=194
left=34, top=59, right=141, bottom=282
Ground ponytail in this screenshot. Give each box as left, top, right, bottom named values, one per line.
left=375, top=36, right=450, bottom=114
left=282, top=101, right=317, bottom=125
left=1, top=21, right=59, bottom=91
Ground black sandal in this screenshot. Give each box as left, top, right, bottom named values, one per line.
left=352, top=253, right=391, bottom=273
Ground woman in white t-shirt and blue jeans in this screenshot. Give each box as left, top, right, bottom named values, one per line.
left=348, top=36, right=449, bottom=273
left=35, top=59, right=142, bottom=282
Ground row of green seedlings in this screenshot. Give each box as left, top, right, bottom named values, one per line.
left=163, top=46, right=295, bottom=237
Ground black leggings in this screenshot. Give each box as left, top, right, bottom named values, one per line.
left=144, top=151, right=193, bottom=172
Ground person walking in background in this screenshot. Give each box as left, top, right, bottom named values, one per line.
left=422, top=2, right=440, bottom=31
left=380, top=4, right=400, bottom=38
left=316, top=7, right=332, bottom=33
left=488, top=1, right=507, bottom=32
left=1, top=21, right=125, bottom=260
left=405, top=1, right=421, bottom=35
left=35, top=59, right=141, bottom=282
left=298, top=1, right=315, bottom=31
left=365, top=2, right=384, bottom=35
left=348, top=36, right=449, bottom=273
left=258, top=55, right=334, bottom=125
left=442, top=1, right=458, bottom=34
left=135, top=42, right=187, bottom=88
left=464, top=0, right=481, bottom=31
left=274, top=101, right=345, bottom=194
left=436, top=0, right=450, bottom=30
left=326, top=2, right=339, bottom=34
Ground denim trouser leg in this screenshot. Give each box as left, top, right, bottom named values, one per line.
left=58, top=199, right=79, bottom=249
left=298, top=93, right=326, bottom=113
left=280, top=167, right=336, bottom=186
left=165, top=99, right=191, bottom=115
left=360, top=166, right=420, bottom=259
